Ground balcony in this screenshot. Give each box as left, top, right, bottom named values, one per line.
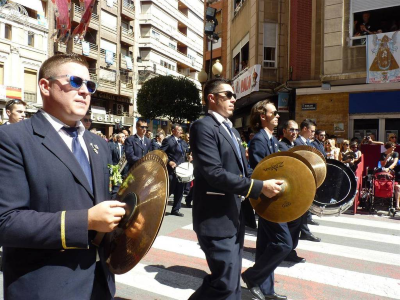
left=72, top=4, right=99, bottom=30
left=54, top=42, right=67, bottom=53
left=119, top=75, right=134, bottom=97
left=98, top=78, right=117, bottom=93
left=121, top=0, right=135, bottom=20
left=89, top=72, right=98, bottom=82
left=102, top=0, right=118, bottom=14
left=72, top=39, right=99, bottom=60
left=24, top=91, right=36, bottom=102
left=179, top=0, right=203, bottom=18
left=139, top=36, right=202, bottom=71
left=100, top=49, right=117, bottom=68
left=120, top=27, right=134, bottom=45
left=120, top=54, right=133, bottom=70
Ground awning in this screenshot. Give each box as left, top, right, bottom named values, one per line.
left=10, top=0, right=44, bottom=13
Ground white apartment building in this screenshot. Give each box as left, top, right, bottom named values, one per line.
left=136, top=0, right=204, bottom=125
left=0, top=0, right=49, bottom=122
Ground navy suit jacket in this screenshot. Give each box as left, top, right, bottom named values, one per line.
left=109, top=142, right=123, bottom=165
left=124, top=134, right=151, bottom=169
left=160, top=135, right=189, bottom=174
left=311, top=139, right=327, bottom=158
left=294, top=136, right=311, bottom=146
left=0, top=112, right=114, bottom=299
left=278, top=137, right=295, bottom=151
left=249, top=129, right=279, bottom=169
left=190, top=114, right=263, bottom=238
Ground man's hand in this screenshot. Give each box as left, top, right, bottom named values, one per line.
left=261, top=179, right=284, bottom=198
left=169, top=161, right=177, bottom=169
left=88, top=201, right=126, bottom=232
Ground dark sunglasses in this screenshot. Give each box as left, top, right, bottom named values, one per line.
left=5, top=99, right=24, bottom=109
left=390, top=136, right=397, bottom=139
left=83, top=118, right=92, bottom=122
left=48, top=75, right=97, bottom=94
left=319, top=134, right=326, bottom=136
left=288, top=128, right=299, bottom=133
left=343, top=143, right=349, bottom=146
left=213, top=91, right=237, bottom=99
left=272, top=110, right=279, bottom=116
left=138, top=126, right=148, bottom=129
left=350, top=145, right=358, bottom=148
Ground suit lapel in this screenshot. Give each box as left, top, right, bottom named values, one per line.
left=32, top=113, right=94, bottom=198
left=84, top=133, right=103, bottom=203
left=134, top=135, right=144, bottom=150
left=260, top=130, right=274, bottom=156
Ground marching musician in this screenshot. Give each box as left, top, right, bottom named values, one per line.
left=278, top=120, right=307, bottom=264
left=124, top=119, right=152, bottom=169
left=242, top=100, right=289, bottom=300
left=160, top=124, right=190, bottom=217
left=189, top=79, right=282, bottom=300
left=0, top=53, right=125, bottom=299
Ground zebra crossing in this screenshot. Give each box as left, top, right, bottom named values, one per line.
left=115, top=214, right=400, bottom=300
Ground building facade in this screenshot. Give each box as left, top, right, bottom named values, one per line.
left=137, top=0, right=204, bottom=134
left=289, top=0, right=400, bottom=142
left=0, top=0, right=49, bottom=123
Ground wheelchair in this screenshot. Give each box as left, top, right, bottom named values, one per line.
left=360, top=167, right=398, bottom=217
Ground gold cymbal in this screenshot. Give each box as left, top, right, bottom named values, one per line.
left=288, top=145, right=327, bottom=188
left=250, top=152, right=316, bottom=223
left=106, top=154, right=168, bottom=274
left=148, top=150, right=168, bottom=166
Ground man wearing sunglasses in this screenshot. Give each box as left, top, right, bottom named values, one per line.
left=124, top=119, right=152, bottom=170
left=189, top=79, right=283, bottom=300
left=312, top=129, right=327, bottom=158
left=81, top=111, right=93, bottom=130
left=0, top=54, right=126, bottom=300
left=278, top=120, right=299, bottom=151
left=3, top=99, right=27, bottom=124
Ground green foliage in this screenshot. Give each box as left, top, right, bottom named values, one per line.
left=137, top=75, right=202, bottom=124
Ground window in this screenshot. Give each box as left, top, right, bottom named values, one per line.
left=263, top=23, right=277, bottom=68
left=152, top=30, right=160, bottom=40
left=168, top=42, right=176, bottom=50
left=5, top=24, right=11, bottom=40
left=101, top=10, right=117, bottom=29
left=24, top=69, right=37, bottom=102
left=232, top=33, right=249, bottom=76
left=350, top=1, right=400, bottom=46
left=28, top=33, right=34, bottom=47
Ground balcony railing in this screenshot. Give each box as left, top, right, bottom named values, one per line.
left=100, top=49, right=117, bottom=65
left=24, top=91, right=36, bottom=102
left=89, top=73, right=98, bottom=82
left=73, top=4, right=99, bottom=26
left=98, top=78, right=117, bottom=90
left=122, top=0, right=134, bottom=14
left=104, top=0, right=118, bottom=10
left=121, top=27, right=134, bottom=43
left=120, top=54, right=133, bottom=69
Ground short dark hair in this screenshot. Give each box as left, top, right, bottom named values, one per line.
left=5, top=99, right=27, bottom=110
left=385, top=141, right=395, bottom=149
left=39, top=53, right=89, bottom=82
left=203, top=78, right=232, bottom=106
left=315, top=129, right=325, bottom=135
left=282, top=120, right=297, bottom=130
left=136, top=119, right=147, bottom=127
left=300, top=119, right=316, bottom=130
left=171, top=123, right=181, bottom=131
left=249, top=99, right=273, bottom=132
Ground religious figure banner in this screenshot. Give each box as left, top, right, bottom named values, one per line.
left=367, top=31, right=400, bottom=83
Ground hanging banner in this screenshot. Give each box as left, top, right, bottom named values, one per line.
left=105, top=50, right=114, bottom=65
left=278, top=92, right=289, bottom=112
left=125, top=55, right=133, bottom=70
left=232, top=64, right=261, bottom=100
left=367, top=31, right=400, bottom=83
left=82, top=41, right=90, bottom=56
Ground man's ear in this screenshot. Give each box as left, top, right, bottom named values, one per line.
left=39, top=78, right=50, bottom=96
left=5, top=109, right=11, bottom=117
left=208, top=94, right=216, bottom=104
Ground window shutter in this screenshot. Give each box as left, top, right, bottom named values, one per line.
left=351, top=0, right=400, bottom=13
left=264, top=23, right=277, bottom=48
left=24, top=69, right=37, bottom=93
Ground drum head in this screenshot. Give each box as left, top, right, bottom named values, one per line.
left=312, top=159, right=357, bottom=214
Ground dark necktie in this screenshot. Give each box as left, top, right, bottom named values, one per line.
left=223, top=122, right=244, bottom=173
left=270, top=137, right=276, bottom=153
left=177, top=139, right=184, bottom=154
left=63, top=127, right=93, bottom=192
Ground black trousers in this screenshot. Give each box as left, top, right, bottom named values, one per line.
left=189, top=227, right=245, bottom=300
left=90, top=262, right=113, bottom=300
left=299, top=211, right=313, bottom=236
left=169, top=173, right=184, bottom=213
left=243, top=219, right=292, bottom=295
left=287, top=216, right=303, bottom=254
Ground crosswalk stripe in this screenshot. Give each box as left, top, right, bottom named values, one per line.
left=152, top=235, right=400, bottom=299
left=116, top=263, right=197, bottom=299
left=308, top=225, right=400, bottom=245
left=243, top=233, right=400, bottom=266
left=314, top=215, right=400, bottom=231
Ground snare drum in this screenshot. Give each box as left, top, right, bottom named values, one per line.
left=175, top=162, right=194, bottom=183
left=311, top=159, right=357, bottom=216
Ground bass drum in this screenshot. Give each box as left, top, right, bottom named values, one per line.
left=311, top=159, right=357, bottom=216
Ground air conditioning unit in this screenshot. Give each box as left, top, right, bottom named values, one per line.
left=117, top=104, right=124, bottom=115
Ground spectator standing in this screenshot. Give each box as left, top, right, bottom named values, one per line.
left=325, top=139, right=339, bottom=160
left=380, top=142, right=400, bottom=210
left=312, top=129, right=327, bottom=158
left=3, top=99, right=26, bottom=125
